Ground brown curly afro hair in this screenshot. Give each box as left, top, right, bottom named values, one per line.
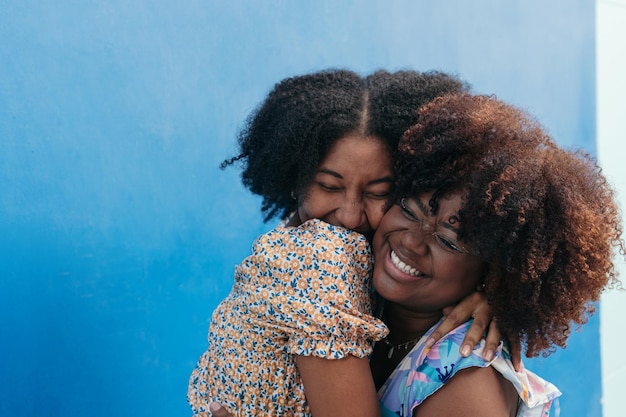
left=394, top=93, right=624, bottom=357
left=221, top=69, right=469, bottom=221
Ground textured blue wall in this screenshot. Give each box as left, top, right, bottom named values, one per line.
left=0, top=1, right=597, bottom=416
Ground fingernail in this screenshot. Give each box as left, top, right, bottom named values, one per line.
left=210, top=402, right=221, bottom=412
left=424, top=338, right=435, bottom=349
left=484, top=349, right=494, bottom=362
left=460, top=344, right=471, bottom=357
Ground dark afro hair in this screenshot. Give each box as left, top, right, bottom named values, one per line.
left=394, top=93, right=624, bottom=357
left=222, top=69, right=469, bottom=222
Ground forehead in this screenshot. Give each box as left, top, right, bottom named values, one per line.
left=319, top=133, right=393, bottom=173
left=415, top=190, right=465, bottom=219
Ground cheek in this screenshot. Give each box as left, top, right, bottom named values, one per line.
left=366, top=202, right=387, bottom=230
left=297, top=191, right=327, bottom=219
left=450, top=260, right=485, bottom=293
left=372, top=261, right=397, bottom=301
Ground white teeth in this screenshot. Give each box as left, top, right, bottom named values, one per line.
left=390, top=250, right=421, bottom=276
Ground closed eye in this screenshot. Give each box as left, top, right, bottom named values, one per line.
left=366, top=191, right=391, bottom=199
left=400, top=198, right=421, bottom=222
left=434, top=234, right=466, bottom=254
left=318, top=182, right=342, bottom=192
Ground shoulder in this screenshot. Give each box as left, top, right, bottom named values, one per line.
left=295, top=219, right=369, bottom=246
left=414, top=322, right=516, bottom=416
left=413, top=365, right=518, bottom=417
left=245, top=220, right=372, bottom=289
left=257, top=219, right=370, bottom=255
left=379, top=320, right=509, bottom=416
left=414, top=321, right=492, bottom=390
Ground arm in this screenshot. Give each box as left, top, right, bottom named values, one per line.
left=206, top=355, right=381, bottom=417
left=413, top=366, right=518, bottom=417
left=296, top=354, right=381, bottom=417
left=426, top=291, right=522, bottom=370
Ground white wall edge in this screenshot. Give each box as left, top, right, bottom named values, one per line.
left=597, top=1, right=626, bottom=417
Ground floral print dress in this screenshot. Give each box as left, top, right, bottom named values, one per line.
left=188, top=219, right=388, bottom=416
left=378, top=319, right=561, bottom=417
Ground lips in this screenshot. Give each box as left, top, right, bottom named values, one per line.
left=390, top=250, right=422, bottom=277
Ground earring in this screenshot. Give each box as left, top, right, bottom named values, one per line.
left=291, top=190, right=297, bottom=200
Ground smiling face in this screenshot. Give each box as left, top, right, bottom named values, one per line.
left=296, top=133, right=394, bottom=236
left=372, top=190, right=485, bottom=313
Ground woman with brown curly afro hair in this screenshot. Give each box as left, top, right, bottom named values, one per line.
left=372, top=93, right=624, bottom=416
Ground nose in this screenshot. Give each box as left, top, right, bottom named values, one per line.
left=404, top=225, right=430, bottom=255
left=335, top=199, right=366, bottom=231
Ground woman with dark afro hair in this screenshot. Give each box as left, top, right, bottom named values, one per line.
left=189, top=70, right=506, bottom=417
left=224, top=69, right=470, bottom=225
left=372, top=93, right=624, bottom=416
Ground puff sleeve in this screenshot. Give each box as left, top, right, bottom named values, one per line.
left=241, top=219, right=388, bottom=359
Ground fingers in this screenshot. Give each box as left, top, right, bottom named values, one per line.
left=425, top=311, right=462, bottom=349
left=441, top=305, right=454, bottom=317
left=427, top=291, right=498, bottom=364
left=481, top=319, right=502, bottom=362
left=460, top=302, right=491, bottom=358
left=426, top=292, right=487, bottom=350
left=210, top=402, right=234, bottom=417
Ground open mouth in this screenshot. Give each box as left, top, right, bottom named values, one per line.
left=390, top=250, right=422, bottom=277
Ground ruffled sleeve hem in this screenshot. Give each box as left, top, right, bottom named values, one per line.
left=287, top=334, right=380, bottom=359
left=243, top=219, right=388, bottom=359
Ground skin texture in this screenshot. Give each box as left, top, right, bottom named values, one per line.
left=291, top=134, right=394, bottom=237
left=372, top=192, right=485, bottom=314
left=370, top=191, right=488, bottom=390
left=296, top=355, right=381, bottom=417
left=413, top=366, right=518, bottom=417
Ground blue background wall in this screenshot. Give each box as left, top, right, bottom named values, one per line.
left=0, top=1, right=598, bottom=416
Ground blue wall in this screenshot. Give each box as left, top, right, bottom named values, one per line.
left=0, top=1, right=597, bottom=416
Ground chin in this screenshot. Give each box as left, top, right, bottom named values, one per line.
left=373, top=267, right=403, bottom=303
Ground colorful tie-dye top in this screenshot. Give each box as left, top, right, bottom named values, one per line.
left=188, top=219, right=388, bottom=417
left=378, top=319, right=561, bottom=417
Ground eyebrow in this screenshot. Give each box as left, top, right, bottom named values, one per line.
left=412, top=197, right=460, bottom=233
left=316, top=168, right=393, bottom=185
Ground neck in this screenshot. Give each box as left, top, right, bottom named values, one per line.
left=370, top=303, right=443, bottom=390
left=285, top=212, right=302, bottom=227
left=382, top=302, right=443, bottom=345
